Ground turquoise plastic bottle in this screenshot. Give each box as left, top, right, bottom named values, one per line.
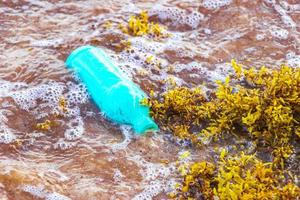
left=65, top=46, right=158, bottom=134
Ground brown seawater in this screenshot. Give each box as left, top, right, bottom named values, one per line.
left=0, top=0, right=299, bottom=199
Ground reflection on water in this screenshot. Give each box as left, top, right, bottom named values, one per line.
left=0, top=0, right=299, bottom=199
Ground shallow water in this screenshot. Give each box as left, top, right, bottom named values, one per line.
left=0, top=0, right=299, bottom=199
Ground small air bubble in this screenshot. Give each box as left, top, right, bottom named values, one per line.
left=45, top=192, right=71, bottom=200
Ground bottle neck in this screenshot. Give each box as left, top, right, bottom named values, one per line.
left=132, top=115, right=158, bottom=134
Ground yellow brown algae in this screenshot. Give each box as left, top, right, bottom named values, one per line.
left=145, top=61, right=300, bottom=199
left=172, top=152, right=300, bottom=199
left=36, top=97, right=68, bottom=131
left=1, top=0, right=300, bottom=199
left=118, top=11, right=169, bottom=39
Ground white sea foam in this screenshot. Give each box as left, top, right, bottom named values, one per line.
left=256, top=34, right=265, bottom=41
left=0, top=80, right=88, bottom=118
left=22, top=185, right=71, bottom=200
left=270, top=26, right=289, bottom=40
left=22, top=185, right=46, bottom=198
left=287, top=54, right=300, bottom=68
left=0, top=79, right=90, bottom=146
left=202, top=0, right=232, bottom=10
left=53, top=138, right=76, bottom=150
left=30, top=38, right=63, bottom=47
left=149, top=6, right=204, bottom=29
left=45, top=192, right=71, bottom=200
left=273, top=4, right=296, bottom=28
left=113, top=169, right=124, bottom=182
left=0, top=125, right=16, bottom=144
left=129, top=155, right=175, bottom=200
left=11, top=81, right=66, bottom=112
left=64, top=117, right=84, bottom=141
left=111, top=125, right=134, bottom=150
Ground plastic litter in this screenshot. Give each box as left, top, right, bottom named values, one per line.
left=65, top=46, right=158, bottom=134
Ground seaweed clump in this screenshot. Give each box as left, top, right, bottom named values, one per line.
left=142, top=61, right=300, bottom=199
left=144, top=61, right=300, bottom=166
left=171, top=151, right=299, bottom=199
left=119, top=11, right=169, bottom=38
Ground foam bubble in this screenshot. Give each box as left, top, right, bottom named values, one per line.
left=185, top=11, right=204, bottom=29
left=115, top=37, right=167, bottom=74
left=274, top=4, right=286, bottom=15
left=204, top=28, right=212, bottom=35
left=256, top=34, right=265, bottom=41
left=286, top=52, right=295, bottom=60
left=113, top=169, right=124, bottom=182
left=129, top=155, right=172, bottom=181
left=0, top=80, right=27, bottom=97
left=30, top=38, right=63, bottom=47
left=0, top=80, right=89, bottom=126
left=22, top=185, right=71, bottom=200
left=208, top=63, right=233, bottom=82
left=0, top=110, right=9, bottom=123
left=264, top=0, right=275, bottom=5
left=173, top=62, right=232, bottom=84
left=173, top=62, right=204, bottom=73
left=129, top=155, right=175, bottom=200
left=272, top=3, right=296, bottom=28
left=0, top=125, right=16, bottom=144
left=130, top=37, right=164, bottom=55
left=279, top=1, right=300, bottom=12
left=64, top=117, right=84, bottom=141
left=287, top=55, right=300, bottom=68
left=161, top=75, right=186, bottom=91
left=27, top=0, right=55, bottom=9
left=281, top=15, right=296, bottom=28
left=149, top=6, right=204, bottom=29
left=45, top=192, right=71, bottom=200
left=2, top=80, right=88, bottom=119
left=270, top=26, right=289, bottom=40
left=53, top=139, right=76, bottom=150
left=65, top=107, right=81, bottom=118
left=0, top=107, right=17, bottom=144
left=202, top=0, right=232, bottom=10
left=65, top=82, right=89, bottom=105
left=11, top=82, right=65, bottom=111
left=132, top=180, right=164, bottom=200
left=22, top=185, right=46, bottom=198
left=144, top=163, right=171, bottom=181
